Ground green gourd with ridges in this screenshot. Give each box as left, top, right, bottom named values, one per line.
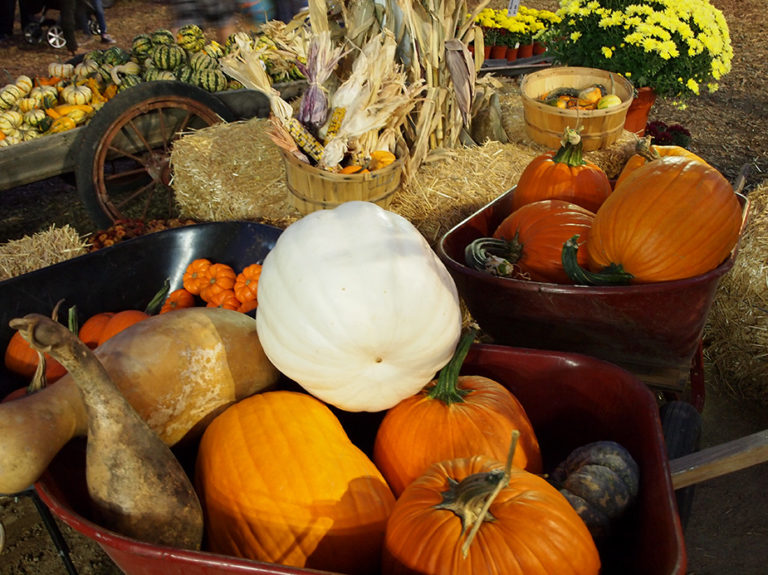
left=151, top=29, right=176, bottom=46
left=176, top=24, right=206, bottom=53
left=103, top=46, right=130, bottom=66
left=131, top=34, right=154, bottom=59
left=117, top=74, right=143, bottom=92
left=189, top=51, right=218, bottom=72
left=202, top=41, right=225, bottom=59
left=175, top=65, right=195, bottom=84
left=193, top=68, right=228, bottom=92
left=152, top=44, right=187, bottom=71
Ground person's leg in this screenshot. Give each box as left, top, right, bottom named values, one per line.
left=59, top=0, right=79, bottom=54
left=1, top=0, right=16, bottom=38
left=91, top=0, right=106, bottom=34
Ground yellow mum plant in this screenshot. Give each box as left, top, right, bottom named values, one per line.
left=541, top=0, right=732, bottom=103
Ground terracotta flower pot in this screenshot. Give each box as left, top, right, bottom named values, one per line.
left=624, top=87, right=657, bottom=135
left=484, top=45, right=491, bottom=59
left=490, top=45, right=507, bottom=59
left=533, top=41, right=547, bottom=55
left=518, top=43, right=534, bottom=58
left=506, top=46, right=518, bottom=61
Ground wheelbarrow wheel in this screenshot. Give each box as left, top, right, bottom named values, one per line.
left=47, top=24, right=67, bottom=49
left=75, top=81, right=234, bottom=229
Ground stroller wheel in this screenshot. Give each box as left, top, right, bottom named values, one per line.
left=88, top=17, right=102, bottom=36
left=47, top=24, right=68, bottom=49
left=23, top=22, right=43, bottom=44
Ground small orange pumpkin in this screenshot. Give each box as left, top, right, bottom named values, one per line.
left=182, top=258, right=212, bottom=295
left=78, top=312, right=115, bottom=349
left=205, top=289, right=240, bottom=310
left=4, top=331, right=66, bottom=382
left=160, top=288, right=196, bottom=314
left=199, top=263, right=236, bottom=303
left=233, top=263, right=262, bottom=304
left=373, top=331, right=542, bottom=496
left=97, top=310, right=150, bottom=345
left=512, top=127, right=612, bottom=213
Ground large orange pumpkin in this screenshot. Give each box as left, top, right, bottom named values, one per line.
left=511, top=127, right=612, bottom=213
left=4, top=331, right=66, bottom=382
left=382, top=452, right=601, bottom=575
left=477, top=199, right=595, bottom=284
left=564, top=155, right=743, bottom=284
left=373, top=331, right=542, bottom=496
left=195, top=390, right=396, bottom=574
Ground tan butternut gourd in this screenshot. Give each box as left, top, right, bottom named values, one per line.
left=0, top=307, right=279, bottom=495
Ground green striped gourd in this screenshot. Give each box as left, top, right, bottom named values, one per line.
left=131, top=33, right=154, bottom=59
left=202, top=41, right=225, bottom=59
left=189, top=51, right=217, bottom=72
left=84, top=49, right=105, bottom=66
left=0, top=110, right=24, bottom=134
left=151, top=29, right=175, bottom=46
left=174, top=66, right=195, bottom=84
left=176, top=24, right=206, bottom=53
left=103, top=46, right=131, bottom=66
left=117, top=74, right=143, bottom=92
left=152, top=44, right=187, bottom=71
left=16, top=98, right=38, bottom=113
left=24, top=109, right=50, bottom=130
left=0, top=85, right=23, bottom=110
left=193, top=69, right=228, bottom=92
left=15, top=75, right=33, bottom=96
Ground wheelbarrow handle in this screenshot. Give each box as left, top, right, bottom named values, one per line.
left=669, top=429, right=768, bottom=490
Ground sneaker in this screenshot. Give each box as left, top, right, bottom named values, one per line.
left=101, top=34, right=116, bottom=44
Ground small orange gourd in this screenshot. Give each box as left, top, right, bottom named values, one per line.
left=159, top=288, right=196, bottom=314
left=97, top=310, right=150, bottom=345
left=199, top=263, right=236, bottom=303
left=374, top=331, right=542, bottom=496
left=233, top=263, right=262, bottom=304
left=182, top=258, right=212, bottom=295
left=195, top=390, right=396, bottom=574
left=78, top=312, right=115, bottom=349
left=4, top=331, right=66, bottom=382
left=205, top=289, right=240, bottom=310
left=512, top=127, right=612, bottom=213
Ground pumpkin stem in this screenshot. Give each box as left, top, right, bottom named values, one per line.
left=634, top=135, right=659, bottom=162
left=561, top=235, right=634, bottom=286
left=464, top=236, right=523, bottom=277
left=145, top=279, right=171, bottom=315
left=551, top=127, right=586, bottom=167
left=433, top=431, right=520, bottom=558
left=426, top=329, right=477, bottom=404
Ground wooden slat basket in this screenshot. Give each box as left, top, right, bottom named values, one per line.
left=281, top=149, right=404, bottom=215
left=520, top=66, right=634, bottom=151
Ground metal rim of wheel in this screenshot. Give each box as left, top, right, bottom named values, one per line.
left=47, top=24, right=67, bottom=49
left=88, top=95, right=227, bottom=224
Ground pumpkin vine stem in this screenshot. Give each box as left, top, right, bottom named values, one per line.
left=145, top=279, right=171, bottom=315
left=465, top=236, right=523, bottom=277
left=561, top=235, right=634, bottom=286
left=551, top=127, right=586, bottom=167
left=433, top=431, right=520, bottom=558
left=426, top=329, right=477, bottom=404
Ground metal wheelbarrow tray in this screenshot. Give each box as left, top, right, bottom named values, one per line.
left=436, top=186, right=751, bottom=396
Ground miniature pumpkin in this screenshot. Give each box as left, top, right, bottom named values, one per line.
left=205, top=289, right=240, bottom=310
left=182, top=258, right=212, bottom=295
left=563, top=156, right=743, bottom=284
left=511, top=127, right=612, bottom=213
left=160, top=288, right=196, bottom=314
left=195, top=390, right=396, bottom=574
left=465, top=199, right=595, bottom=284
left=548, top=440, right=640, bottom=538
left=199, top=263, right=236, bottom=303
left=96, top=310, right=150, bottom=345
left=78, top=312, right=114, bottom=348
left=382, top=445, right=600, bottom=575
left=255, top=201, right=462, bottom=412
left=233, top=263, right=261, bottom=304
left=374, top=331, right=542, bottom=496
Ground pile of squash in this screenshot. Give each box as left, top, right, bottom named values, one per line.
left=466, top=128, right=744, bottom=285
left=1, top=201, right=644, bottom=574
left=0, top=24, right=304, bottom=148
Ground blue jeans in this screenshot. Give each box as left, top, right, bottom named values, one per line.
left=79, top=0, right=107, bottom=35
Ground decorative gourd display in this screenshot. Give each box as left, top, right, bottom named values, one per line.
left=614, top=135, right=709, bottom=188
left=193, top=68, right=228, bottom=92
left=255, top=201, right=463, bottom=412
left=0, top=307, right=280, bottom=494
left=11, top=314, right=204, bottom=549
left=195, top=390, right=396, bottom=574
left=176, top=24, right=207, bottom=52
left=382, top=435, right=601, bottom=575
left=131, top=33, right=154, bottom=59
left=563, top=156, right=744, bottom=284
left=152, top=43, right=188, bottom=71
left=15, top=75, right=33, bottom=95
left=188, top=50, right=218, bottom=71
left=48, top=62, right=74, bottom=79
left=150, top=28, right=176, bottom=46
left=61, top=84, right=93, bottom=106
left=465, top=199, right=595, bottom=284
left=512, top=127, right=612, bottom=213
left=373, top=331, right=542, bottom=496
left=548, top=440, right=640, bottom=538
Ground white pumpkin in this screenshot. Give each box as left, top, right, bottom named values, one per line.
left=256, top=201, right=462, bottom=412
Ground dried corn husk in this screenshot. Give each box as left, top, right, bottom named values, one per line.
left=296, top=31, right=347, bottom=129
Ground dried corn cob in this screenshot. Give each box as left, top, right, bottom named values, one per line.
left=286, top=117, right=325, bottom=162
left=324, top=107, right=346, bottom=143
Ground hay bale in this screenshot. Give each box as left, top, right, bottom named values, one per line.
left=0, top=225, right=88, bottom=281
left=705, top=180, right=768, bottom=404
left=169, top=78, right=635, bottom=245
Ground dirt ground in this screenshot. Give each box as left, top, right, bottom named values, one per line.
left=1, top=0, right=768, bottom=574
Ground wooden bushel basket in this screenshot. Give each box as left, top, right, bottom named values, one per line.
left=281, top=149, right=404, bottom=215
left=521, top=66, right=634, bottom=151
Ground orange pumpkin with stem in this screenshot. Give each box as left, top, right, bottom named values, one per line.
left=206, top=289, right=240, bottom=311
left=512, top=127, right=612, bottom=213
left=78, top=312, right=115, bottom=349
left=373, top=330, right=542, bottom=496
left=182, top=258, right=212, bottom=295
left=160, top=288, right=196, bottom=314
left=615, top=135, right=709, bottom=188
left=382, top=432, right=600, bottom=575
left=563, top=155, right=744, bottom=284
